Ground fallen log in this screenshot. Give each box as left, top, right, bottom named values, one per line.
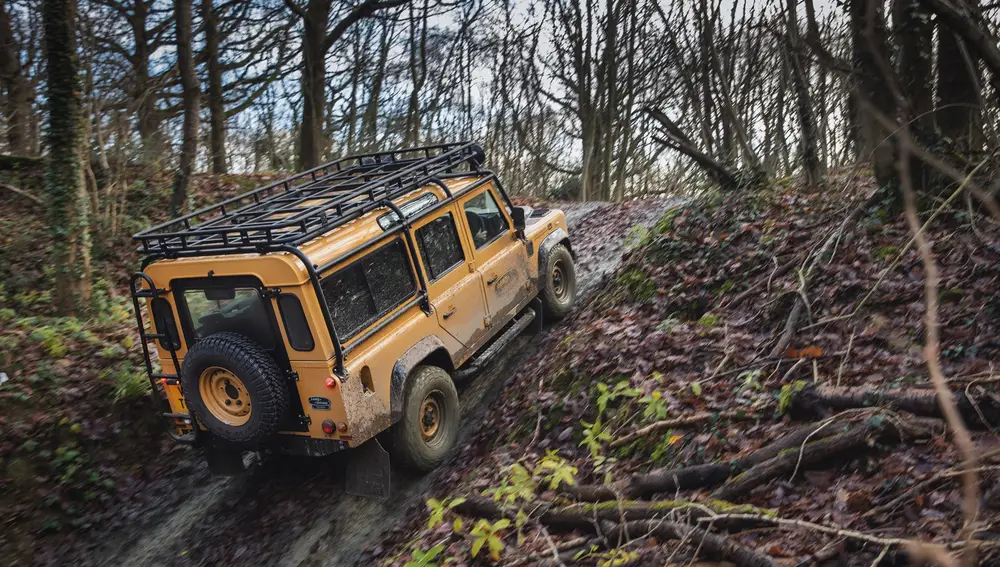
left=713, top=413, right=939, bottom=501
left=453, top=497, right=774, bottom=567
left=793, top=384, right=1000, bottom=428
left=602, top=520, right=774, bottom=567
left=713, top=422, right=874, bottom=501
left=569, top=420, right=842, bottom=501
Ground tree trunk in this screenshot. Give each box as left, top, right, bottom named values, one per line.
left=170, top=0, right=199, bottom=216
left=785, top=0, right=825, bottom=188
left=43, top=0, right=91, bottom=315
left=935, top=0, right=983, bottom=151
left=203, top=0, right=226, bottom=173
left=132, top=0, right=161, bottom=162
left=0, top=3, right=32, bottom=155
left=403, top=0, right=428, bottom=147
left=360, top=20, right=392, bottom=149
left=299, top=0, right=329, bottom=170
left=849, top=0, right=897, bottom=187
left=892, top=0, right=935, bottom=137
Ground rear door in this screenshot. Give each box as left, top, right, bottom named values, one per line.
left=412, top=204, right=488, bottom=345
left=457, top=185, right=530, bottom=328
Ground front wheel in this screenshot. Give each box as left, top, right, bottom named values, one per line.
left=541, top=243, right=576, bottom=321
left=391, top=365, right=460, bottom=472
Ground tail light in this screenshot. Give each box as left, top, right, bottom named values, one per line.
left=321, top=420, right=335, bottom=434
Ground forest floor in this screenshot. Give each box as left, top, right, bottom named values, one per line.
left=373, top=172, right=1000, bottom=567
left=4, top=169, right=1000, bottom=567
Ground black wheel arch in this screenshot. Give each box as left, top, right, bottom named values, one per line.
left=537, top=229, right=573, bottom=290
left=390, top=335, right=454, bottom=423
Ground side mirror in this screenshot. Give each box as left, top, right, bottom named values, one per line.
left=511, top=207, right=527, bottom=232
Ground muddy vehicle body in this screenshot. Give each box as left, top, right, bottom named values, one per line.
left=129, top=143, right=575, bottom=495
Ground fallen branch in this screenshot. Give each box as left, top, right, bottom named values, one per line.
left=609, top=411, right=757, bottom=449
left=602, top=519, right=775, bottom=567
left=454, top=497, right=774, bottom=567
left=712, top=420, right=880, bottom=501
left=769, top=198, right=873, bottom=358
left=568, top=420, right=843, bottom=501
left=793, top=384, right=1000, bottom=428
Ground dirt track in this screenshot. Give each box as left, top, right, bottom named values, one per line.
left=84, top=199, right=681, bottom=567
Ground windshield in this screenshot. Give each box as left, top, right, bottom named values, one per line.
left=182, top=286, right=275, bottom=349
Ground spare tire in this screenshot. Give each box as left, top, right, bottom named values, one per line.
left=181, top=332, right=289, bottom=448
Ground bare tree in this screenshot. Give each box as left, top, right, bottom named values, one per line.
left=284, top=0, right=410, bottom=169
left=169, top=0, right=198, bottom=215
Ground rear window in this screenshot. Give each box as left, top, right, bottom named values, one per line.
left=182, top=286, right=275, bottom=349
left=321, top=239, right=417, bottom=339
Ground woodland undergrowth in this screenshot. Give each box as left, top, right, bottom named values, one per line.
left=381, top=170, right=1000, bottom=567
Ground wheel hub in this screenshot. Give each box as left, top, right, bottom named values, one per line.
left=420, top=395, right=441, bottom=441
left=552, top=264, right=566, bottom=299
left=199, top=366, right=252, bottom=426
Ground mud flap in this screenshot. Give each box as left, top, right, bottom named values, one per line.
left=345, top=438, right=391, bottom=500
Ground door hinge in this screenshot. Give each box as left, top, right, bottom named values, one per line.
left=262, top=287, right=282, bottom=299
left=468, top=261, right=476, bottom=272
left=300, top=414, right=312, bottom=426
left=286, top=370, right=299, bottom=381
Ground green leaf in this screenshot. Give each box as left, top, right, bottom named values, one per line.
left=471, top=537, right=485, bottom=558
left=493, top=518, right=511, bottom=530
left=447, top=497, right=466, bottom=509
left=453, top=517, right=463, bottom=532
left=488, top=535, right=503, bottom=560
left=691, top=381, right=702, bottom=396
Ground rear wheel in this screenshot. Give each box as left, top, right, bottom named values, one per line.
left=391, top=365, right=459, bottom=472
left=181, top=332, right=289, bottom=449
left=541, top=243, right=576, bottom=321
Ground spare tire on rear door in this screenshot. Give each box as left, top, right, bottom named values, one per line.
left=180, top=332, right=290, bottom=449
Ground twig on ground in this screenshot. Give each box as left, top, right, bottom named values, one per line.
left=609, top=412, right=753, bottom=449
left=836, top=329, right=856, bottom=387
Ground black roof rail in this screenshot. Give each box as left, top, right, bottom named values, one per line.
left=132, top=142, right=486, bottom=258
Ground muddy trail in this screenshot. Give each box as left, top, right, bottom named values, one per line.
left=67, top=198, right=681, bottom=567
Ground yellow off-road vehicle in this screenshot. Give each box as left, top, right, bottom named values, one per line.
left=129, top=143, right=575, bottom=496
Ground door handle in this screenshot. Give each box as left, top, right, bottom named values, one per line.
left=442, top=307, right=457, bottom=319
left=486, top=275, right=498, bottom=285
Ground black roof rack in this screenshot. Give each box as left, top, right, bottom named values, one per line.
left=133, top=142, right=486, bottom=258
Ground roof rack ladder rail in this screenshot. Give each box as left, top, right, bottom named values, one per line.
left=129, top=273, right=178, bottom=414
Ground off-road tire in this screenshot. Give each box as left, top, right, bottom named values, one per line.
left=541, top=243, right=576, bottom=321
left=391, top=365, right=459, bottom=472
left=181, top=332, right=289, bottom=449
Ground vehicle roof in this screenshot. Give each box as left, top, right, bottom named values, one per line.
left=144, top=175, right=489, bottom=286
left=133, top=143, right=488, bottom=264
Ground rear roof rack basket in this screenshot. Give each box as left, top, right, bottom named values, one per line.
left=133, top=142, right=486, bottom=258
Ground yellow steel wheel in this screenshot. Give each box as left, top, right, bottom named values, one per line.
left=199, top=366, right=252, bottom=426
left=419, top=393, right=443, bottom=441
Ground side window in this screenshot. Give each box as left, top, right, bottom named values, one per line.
left=463, top=190, right=508, bottom=249
left=416, top=213, right=465, bottom=281
left=276, top=294, right=315, bottom=351
left=321, top=239, right=417, bottom=339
